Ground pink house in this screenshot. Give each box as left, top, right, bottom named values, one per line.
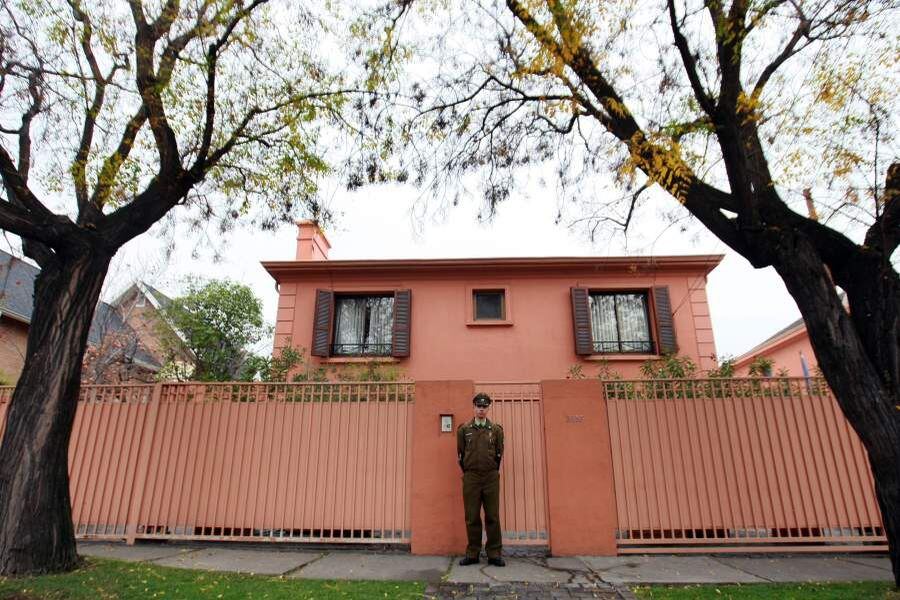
left=733, top=316, right=818, bottom=377
left=263, top=222, right=722, bottom=380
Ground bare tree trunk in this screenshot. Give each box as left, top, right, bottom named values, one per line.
left=0, top=250, right=111, bottom=575
left=869, top=436, right=900, bottom=587
left=773, top=240, right=900, bottom=586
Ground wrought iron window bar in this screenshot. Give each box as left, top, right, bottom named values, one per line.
left=331, top=343, right=392, bottom=357
left=592, top=340, right=655, bottom=354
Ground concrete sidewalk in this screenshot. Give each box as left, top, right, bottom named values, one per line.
left=78, top=542, right=894, bottom=599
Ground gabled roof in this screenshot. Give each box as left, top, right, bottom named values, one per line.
left=0, top=249, right=161, bottom=370
left=141, top=282, right=173, bottom=309
left=111, top=281, right=173, bottom=311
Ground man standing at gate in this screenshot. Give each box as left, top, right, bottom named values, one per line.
left=457, top=392, right=505, bottom=566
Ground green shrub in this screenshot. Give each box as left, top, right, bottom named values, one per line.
left=640, top=354, right=697, bottom=379
left=748, top=356, right=774, bottom=377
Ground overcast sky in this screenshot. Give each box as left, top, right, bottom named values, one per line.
left=95, top=179, right=802, bottom=361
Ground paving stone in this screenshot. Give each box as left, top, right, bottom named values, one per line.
left=546, top=557, right=592, bottom=572
left=580, top=555, right=763, bottom=584
left=836, top=555, right=893, bottom=572
left=715, top=556, right=893, bottom=583
left=445, top=561, right=495, bottom=584
left=290, top=552, right=449, bottom=582
left=77, top=542, right=188, bottom=562
left=486, top=558, right=571, bottom=583
left=153, top=547, right=319, bottom=575
left=425, top=582, right=620, bottom=600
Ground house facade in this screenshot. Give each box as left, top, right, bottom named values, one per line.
left=733, top=316, right=818, bottom=377
left=0, top=250, right=164, bottom=384
left=111, top=282, right=193, bottom=375
left=263, top=222, right=723, bottom=380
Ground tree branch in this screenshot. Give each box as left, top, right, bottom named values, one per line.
left=507, top=0, right=738, bottom=216
left=89, top=5, right=204, bottom=210
left=196, top=0, right=270, bottom=165
left=667, top=0, right=716, bottom=115
left=0, top=145, right=55, bottom=222
left=129, top=0, right=182, bottom=176
left=503, top=0, right=767, bottom=260
left=864, top=162, right=900, bottom=257
left=751, top=15, right=809, bottom=99
left=0, top=149, right=72, bottom=262
left=89, top=107, right=148, bottom=210
left=0, top=201, right=60, bottom=250
left=708, top=0, right=746, bottom=112
left=68, top=0, right=121, bottom=222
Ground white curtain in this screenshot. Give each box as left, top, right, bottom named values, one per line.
left=589, top=293, right=650, bottom=352
left=333, top=296, right=394, bottom=354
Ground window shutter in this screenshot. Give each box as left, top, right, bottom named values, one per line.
left=311, top=289, right=334, bottom=357
left=653, top=286, right=678, bottom=355
left=571, top=287, right=593, bottom=356
left=391, top=289, right=411, bottom=358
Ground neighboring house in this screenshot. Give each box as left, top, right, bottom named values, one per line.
left=0, top=250, right=163, bottom=384
left=0, top=251, right=31, bottom=384
left=262, top=221, right=723, bottom=380
left=111, top=281, right=190, bottom=371
left=733, top=315, right=817, bottom=377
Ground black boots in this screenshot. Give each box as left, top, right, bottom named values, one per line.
left=458, top=555, right=505, bottom=567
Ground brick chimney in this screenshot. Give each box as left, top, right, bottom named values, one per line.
left=295, top=220, right=331, bottom=260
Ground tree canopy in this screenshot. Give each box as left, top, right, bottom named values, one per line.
left=159, top=279, right=268, bottom=381
left=0, top=0, right=380, bottom=575
left=375, top=0, right=899, bottom=582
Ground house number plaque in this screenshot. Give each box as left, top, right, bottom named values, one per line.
left=566, top=415, right=585, bottom=423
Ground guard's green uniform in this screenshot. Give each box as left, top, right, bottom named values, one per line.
left=457, top=418, right=504, bottom=560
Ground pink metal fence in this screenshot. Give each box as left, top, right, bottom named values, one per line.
left=71, top=385, right=156, bottom=538
left=605, top=378, right=887, bottom=553
left=0, top=382, right=414, bottom=544
left=2, top=377, right=887, bottom=554
left=0, top=384, right=155, bottom=539
left=475, top=382, right=550, bottom=546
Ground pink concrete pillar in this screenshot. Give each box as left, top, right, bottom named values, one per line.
left=540, top=379, right=618, bottom=556
left=410, top=380, right=474, bottom=555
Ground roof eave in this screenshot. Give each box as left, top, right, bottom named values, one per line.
left=733, top=323, right=808, bottom=367
left=262, top=254, right=725, bottom=282
left=0, top=308, right=32, bottom=325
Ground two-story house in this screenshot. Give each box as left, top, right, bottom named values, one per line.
left=263, top=221, right=722, bottom=380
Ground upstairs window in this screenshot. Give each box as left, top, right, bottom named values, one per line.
left=588, top=292, right=654, bottom=354
left=332, top=295, right=394, bottom=356
left=311, top=289, right=411, bottom=359
left=473, top=290, right=506, bottom=320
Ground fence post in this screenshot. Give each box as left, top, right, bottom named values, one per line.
left=540, top=379, right=618, bottom=555
left=124, top=382, right=164, bottom=545
left=410, top=380, right=474, bottom=555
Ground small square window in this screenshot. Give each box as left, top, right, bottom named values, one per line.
left=474, top=290, right=505, bottom=320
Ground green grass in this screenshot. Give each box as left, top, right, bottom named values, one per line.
left=633, top=581, right=899, bottom=600
left=0, top=557, right=425, bottom=599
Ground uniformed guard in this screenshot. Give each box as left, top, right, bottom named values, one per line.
left=457, top=392, right=505, bottom=566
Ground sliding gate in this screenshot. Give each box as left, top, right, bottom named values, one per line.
left=605, top=378, right=886, bottom=553
left=1, top=382, right=414, bottom=544
left=475, top=382, right=550, bottom=546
